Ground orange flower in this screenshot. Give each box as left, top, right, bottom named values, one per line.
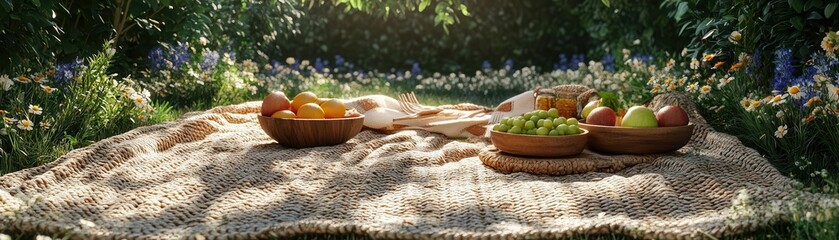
left=712, top=61, right=725, bottom=69
left=729, top=63, right=743, bottom=72
left=804, top=97, right=822, bottom=107
left=17, top=75, right=31, bottom=83
left=804, top=114, right=816, bottom=124
left=703, top=54, right=715, bottom=62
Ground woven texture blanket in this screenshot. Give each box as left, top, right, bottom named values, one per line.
left=1, top=93, right=836, bottom=239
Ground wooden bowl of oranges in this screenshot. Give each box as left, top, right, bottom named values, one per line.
left=258, top=91, right=364, bottom=148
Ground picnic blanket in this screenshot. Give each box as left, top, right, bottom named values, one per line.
left=1, top=93, right=837, bottom=239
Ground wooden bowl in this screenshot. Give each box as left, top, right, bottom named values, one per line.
left=257, top=115, right=365, bottom=148
left=490, top=129, right=588, bottom=157
left=578, top=123, right=695, bottom=154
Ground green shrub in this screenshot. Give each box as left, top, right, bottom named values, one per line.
left=0, top=42, right=159, bottom=174
left=662, top=0, right=839, bottom=81
left=0, top=0, right=61, bottom=71
left=276, top=0, right=685, bottom=72
left=0, top=0, right=306, bottom=76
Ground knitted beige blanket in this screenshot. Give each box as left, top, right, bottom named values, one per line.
left=1, top=94, right=835, bottom=239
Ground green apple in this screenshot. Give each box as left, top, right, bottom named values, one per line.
left=581, top=100, right=601, bottom=119
left=621, top=106, right=659, bottom=128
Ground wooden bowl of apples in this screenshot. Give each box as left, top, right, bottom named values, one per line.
left=578, top=105, right=695, bottom=154
left=259, top=91, right=365, bottom=148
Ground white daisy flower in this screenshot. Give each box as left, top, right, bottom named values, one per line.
left=788, top=85, right=805, bottom=99
left=740, top=98, right=752, bottom=109
left=717, top=76, right=734, bottom=89
left=700, top=85, right=712, bottom=95
left=774, top=125, right=788, bottom=138
left=746, top=100, right=762, bottom=112
left=41, top=84, right=55, bottom=93
left=685, top=82, right=698, bottom=92
left=17, top=119, right=33, bottom=131
left=769, top=94, right=788, bottom=106
left=28, top=104, right=43, bottom=115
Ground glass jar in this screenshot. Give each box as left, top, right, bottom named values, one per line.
left=555, top=91, right=578, bottom=118
left=534, top=89, right=556, bottom=111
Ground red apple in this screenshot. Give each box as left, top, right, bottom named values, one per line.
left=586, top=107, right=616, bottom=126
left=656, top=105, right=689, bottom=127
left=261, top=91, right=291, bottom=116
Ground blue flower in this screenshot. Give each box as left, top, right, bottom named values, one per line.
left=630, top=53, right=652, bottom=64
left=601, top=54, right=615, bottom=72
left=335, top=55, right=345, bottom=67
left=148, top=47, right=166, bottom=71
left=772, top=48, right=796, bottom=93
left=411, top=62, right=421, bottom=76
left=482, top=60, right=492, bottom=70
left=201, top=50, right=220, bottom=71
left=570, top=54, right=586, bottom=70
left=170, top=42, right=190, bottom=70
left=795, top=66, right=818, bottom=109
left=53, top=58, right=83, bottom=87
left=746, top=50, right=762, bottom=75
left=504, top=59, right=514, bottom=71
left=556, top=54, right=569, bottom=70
left=314, top=57, right=325, bottom=73
left=812, top=52, right=838, bottom=75
left=226, top=51, right=237, bottom=62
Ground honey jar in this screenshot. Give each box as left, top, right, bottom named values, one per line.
left=534, top=88, right=556, bottom=111
left=555, top=91, right=578, bottom=118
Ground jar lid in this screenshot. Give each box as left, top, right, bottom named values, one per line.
left=536, top=88, right=556, bottom=95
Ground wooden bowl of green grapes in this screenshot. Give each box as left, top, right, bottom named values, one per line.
left=490, top=108, right=588, bottom=157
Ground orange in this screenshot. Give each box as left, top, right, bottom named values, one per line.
left=320, top=99, right=346, bottom=118
left=296, top=103, right=325, bottom=119
left=289, top=100, right=296, bottom=113
left=271, top=110, right=296, bottom=119
left=291, top=92, right=318, bottom=111
left=316, top=97, right=331, bottom=105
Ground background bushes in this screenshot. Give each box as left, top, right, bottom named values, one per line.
left=3, top=0, right=837, bottom=84
left=662, top=0, right=839, bottom=82
left=1, top=0, right=685, bottom=75
left=0, top=0, right=304, bottom=74
left=280, top=0, right=687, bottom=72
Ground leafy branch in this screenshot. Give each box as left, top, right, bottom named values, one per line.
left=308, top=0, right=470, bottom=32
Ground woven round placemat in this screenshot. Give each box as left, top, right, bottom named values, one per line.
left=479, top=147, right=655, bottom=176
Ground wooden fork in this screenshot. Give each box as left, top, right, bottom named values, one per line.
left=397, top=92, right=442, bottom=116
